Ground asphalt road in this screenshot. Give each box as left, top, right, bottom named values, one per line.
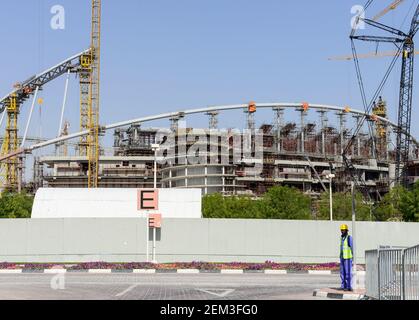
left=0, top=273, right=340, bottom=300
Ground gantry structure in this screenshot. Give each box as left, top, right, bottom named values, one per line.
left=0, top=0, right=102, bottom=190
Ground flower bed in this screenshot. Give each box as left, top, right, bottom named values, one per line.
left=0, top=262, right=18, bottom=270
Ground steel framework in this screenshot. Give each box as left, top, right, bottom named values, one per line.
left=350, top=4, right=419, bottom=188
left=0, top=49, right=90, bottom=190
left=85, top=0, right=102, bottom=188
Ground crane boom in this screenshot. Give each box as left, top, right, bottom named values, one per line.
left=373, top=0, right=405, bottom=22
left=329, top=1, right=407, bottom=62
left=328, top=50, right=419, bottom=61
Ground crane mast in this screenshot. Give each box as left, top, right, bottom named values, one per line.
left=88, top=0, right=101, bottom=188
left=79, top=0, right=101, bottom=188
left=396, top=40, right=415, bottom=187
left=396, top=6, right=419, bottom=187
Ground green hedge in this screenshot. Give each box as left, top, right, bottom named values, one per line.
left=203, top=186, right=311, bottom=220
left=0, top=191, right=34, bottom=219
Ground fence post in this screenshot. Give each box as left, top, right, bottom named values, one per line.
left=401, top=248, right=406, bottom=300
left=377, top=248, right=381, bottom=300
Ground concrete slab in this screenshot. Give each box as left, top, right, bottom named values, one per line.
left=313, top=287, right=366, bottom=300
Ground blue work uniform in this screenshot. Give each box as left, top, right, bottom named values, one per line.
left=340, top=234, right=353, bottom=290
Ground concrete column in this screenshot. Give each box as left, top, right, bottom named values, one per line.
left=386, top=125, right=391, bottom=161
left=317, top=110, right=327, bottom=156
left=222, top=166, right=225, bottom=193
left=298, top=108, right=306, bottom=153
left=206, top=111, right=219, bottom=130
left=368, top=120, right=377, bottom=159
left=205, top=166, right=208, bottom=195
left=337, top=112, right=346, bottom=156
left=274, top=107, right=284, bottom=153
left=353, top=115, right=362, bottom=157
left=185, top=167, right=188, bottom=187
left=245, top=111, right=255, bottom=132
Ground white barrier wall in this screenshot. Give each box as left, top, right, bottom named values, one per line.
left=31, top=188, right=202, bottom=219
left=0, top=218, right=419, bottom=263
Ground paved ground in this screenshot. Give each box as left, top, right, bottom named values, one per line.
left=0, top=273, right=339, bottom=300
left=0, top=273, right=341, bottom=300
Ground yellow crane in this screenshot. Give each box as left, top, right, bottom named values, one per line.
left=373, top=0, right=405, bottom=21
left=79, top=0, right=101, bottom=188
left=328, top=50, right=419, bottom=61
left=3, top=93, right=19, bottom=190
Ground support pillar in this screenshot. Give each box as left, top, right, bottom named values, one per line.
left=206, top=111, right=219, bottom=129
left=273, top=107, right=284, bottom=153
left=317, top=110, right=327, bottom=156
left=337, top=112, right=346, bottom=156
left=297, top=108, right=307, bottom=153
left=353, top=115, right=362, bottom=157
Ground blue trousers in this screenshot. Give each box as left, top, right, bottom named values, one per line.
left=340, top=258, right=353, bottom=289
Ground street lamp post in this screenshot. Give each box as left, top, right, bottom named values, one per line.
left=351, top=181, right=358, bottom=290
left=151, top=144, right=160, bottom=189
left=326, top=173, right=335, bottom=221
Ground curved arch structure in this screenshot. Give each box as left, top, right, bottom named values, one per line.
left=30, top=102, right=419, bottom=152
left=0, top=102, right=418, bottom=162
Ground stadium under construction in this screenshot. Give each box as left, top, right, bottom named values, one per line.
left=1, top=0, right=419, bottom=202
left=33, top=98, right=419, bottom=199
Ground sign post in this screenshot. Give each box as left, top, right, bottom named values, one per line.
left=138, top=189, right=159, bottom=263
left=149, top=213, right=162, bottom=263
left=146, top=210, right=149, bottom=262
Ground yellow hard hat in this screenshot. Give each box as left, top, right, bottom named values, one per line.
left=340, top=224, right=349, bottom=231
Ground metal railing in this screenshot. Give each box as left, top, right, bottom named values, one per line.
left=402, top=245, right=419, bottom=300
left=365, top=249, right=379, bottom=299
left=366, top=245, right=419, bottom=300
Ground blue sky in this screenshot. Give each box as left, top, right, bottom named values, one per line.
left=0, top=0, right=418, bottom=148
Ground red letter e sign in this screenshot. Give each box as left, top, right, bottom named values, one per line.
left=137, top=189, right=159, bottom=211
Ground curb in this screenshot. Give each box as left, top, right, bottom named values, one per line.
left=0, top=268, right=343, bottom=274
left=133, top=269, right=156, bottom=274
left=313, top=289, right=365, bottom=300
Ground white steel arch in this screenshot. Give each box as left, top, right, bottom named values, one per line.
left=1, top=102, right=418, bottom=162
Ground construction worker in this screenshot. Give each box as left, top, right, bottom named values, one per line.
left=339, top=224, right=353, bottom=291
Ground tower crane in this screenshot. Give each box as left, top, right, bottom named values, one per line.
left=346, top=2, right=419, bottom=192
left=79, top=0, right=102, bottom=188
left=329, top=0, right=407, bottom=61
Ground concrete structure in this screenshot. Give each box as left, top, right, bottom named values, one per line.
left=408, top=160, right=419, bottom=185
left=21, top=102, right=419, bottom=196
left=31, top=188, right=202, bottom=219
left=39, top=156, right=160, bottom=189
left=36, top=124, right=402, bottom=198
left=0, top=218, right=418, bottom=263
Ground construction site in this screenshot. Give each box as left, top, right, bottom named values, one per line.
left=1, top=0, right=419, bottom=304
left=0, top=0, right=418, bottom=202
